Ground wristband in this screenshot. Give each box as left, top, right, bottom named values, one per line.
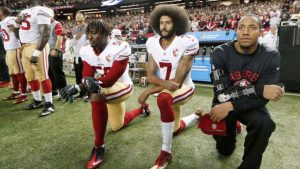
left=33, top=50, right=42, bottom=57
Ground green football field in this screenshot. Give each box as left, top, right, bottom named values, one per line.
left=0, top=77, right=300, bottom=169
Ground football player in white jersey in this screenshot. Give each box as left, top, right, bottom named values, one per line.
left=0, top=7, right=28, bottom=104
left=138, top=5, right=201, bottom=169
left=60, top=20, right=150, bottom=169
left=15, top=0, right=55, bottom=116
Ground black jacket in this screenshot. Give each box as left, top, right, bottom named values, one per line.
left=211, top=41, right=281, bottom=112
left=0, top=34, right=6, bottom=59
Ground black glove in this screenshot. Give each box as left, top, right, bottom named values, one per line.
left=83, top=77, right=102, bottom=94
left=29, top=56, right=38, bottom=64
left=60, top=84, right=80, bottom=101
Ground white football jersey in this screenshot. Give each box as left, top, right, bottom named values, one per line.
left=19, top=6, right=54, bottom=43
left=146, top=35, right=199, bottom=88
left=80, top=39, right=133, bottom=85
left=0, top=16, right=21, bottom=50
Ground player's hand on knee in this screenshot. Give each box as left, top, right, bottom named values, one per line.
left=263, top=85, right=285, bottom=101
left=163, top=81, right=180, bottom=91
left=209, top=102, right=233, bottom=122
left=60, top=84, right=80, bottom=102
left=83, top=77, right=102, bottom=94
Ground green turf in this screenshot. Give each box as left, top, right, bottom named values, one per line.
left=0, top=78, right=300, bottom=169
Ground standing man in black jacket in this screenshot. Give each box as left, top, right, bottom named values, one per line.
left=208, top=14, right=284, bottom=169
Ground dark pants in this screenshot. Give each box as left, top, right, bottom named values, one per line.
left=213, top=107, right=276, bottom=169
left=74, top=57, right=83, bottom=85
left=73, top=57, right=86, bottom=97
left=0, top=58, right=10, bottom=82
left=48, top=52, right=67, bottom=92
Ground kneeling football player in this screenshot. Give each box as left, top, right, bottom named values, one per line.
left=138, top=5, right=202, bottom=169
left=60, top=20, right=150, bottom=169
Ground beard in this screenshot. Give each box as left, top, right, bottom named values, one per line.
left=239, top=44, right=252, bottom=50
left=160, top=28, right=175, bottom=39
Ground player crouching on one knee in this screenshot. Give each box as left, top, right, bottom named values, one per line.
left=60, top=20, right=150, bottom=169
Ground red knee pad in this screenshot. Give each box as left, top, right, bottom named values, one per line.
left=157, top=92, right=174, bottom=122
left=28, top=80, right=40, bottom=91
left=41, top=79, right=52, bottom=94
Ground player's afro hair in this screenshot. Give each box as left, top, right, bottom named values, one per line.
left=86, top=20, right=111, bottom=36
left=150, top=5, right=190, bottom=36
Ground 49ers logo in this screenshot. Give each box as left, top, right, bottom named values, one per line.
left=229, top=70, right=259, bottom=83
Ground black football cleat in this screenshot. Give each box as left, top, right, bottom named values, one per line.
left=24, top=99, right=43, bottom=110
left=86, top=146, right=105, bottom=169
left=39, top=102, right=55, bottom=117
left=141, top=103, right=151, bottom=117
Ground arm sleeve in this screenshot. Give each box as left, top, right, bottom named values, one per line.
left=97, top=58, right=129, bottom=87
left=211, top=47, right=233, bottom=106
left=230, top=50, right=281, bottom=112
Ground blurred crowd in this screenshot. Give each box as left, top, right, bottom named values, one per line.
left=57, top=0, right=292, bottom=37
left=2, top=0, right=94, bottom=8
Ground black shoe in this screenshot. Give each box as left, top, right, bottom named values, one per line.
left=141, top=103, right=151, bottom=117
left=39, top=102, right=54, bottom=117
left=24, top=100, right=43, bottom=110
left=86, top=146, right=105, bottom=169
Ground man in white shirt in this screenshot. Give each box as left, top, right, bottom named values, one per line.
left=259, top=24, right=278, bottom=49
left=70, top=12, right=88, bottom=91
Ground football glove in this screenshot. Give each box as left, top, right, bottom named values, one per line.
left=29, top=56, right=38, bottom=64
left=60, top=84, right=81, bottom=102
left=83, top=77, right=102, bottom=94
left=30, top=50, right=41, bottom=64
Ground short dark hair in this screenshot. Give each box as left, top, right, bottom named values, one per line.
left=150, top=5, right=190, bottom=36
left=86, top=20, right=111, bottom=36
left=239, top=14, right=262, bottom=29
left=0, top=7, right=12, bottom=17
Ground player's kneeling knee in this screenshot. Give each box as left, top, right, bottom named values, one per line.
left=110, top=123, right=123, bottom=131
left=217, top=144, right=236, bottom=156
left=157, top=92, right=172, bottom=104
